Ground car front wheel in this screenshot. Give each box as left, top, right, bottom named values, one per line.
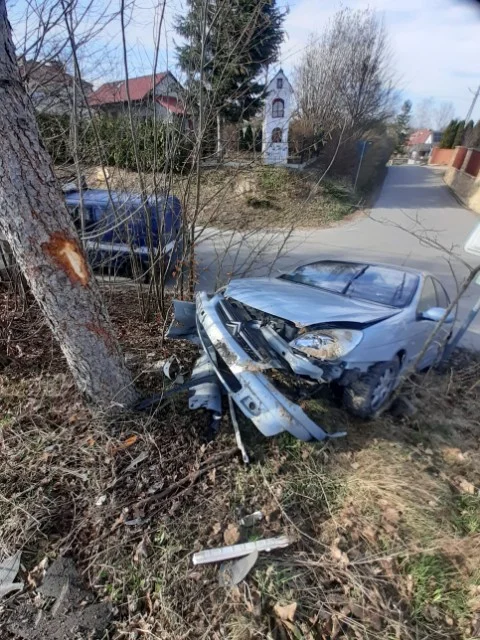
left=343, top=358, right=400, bottom=419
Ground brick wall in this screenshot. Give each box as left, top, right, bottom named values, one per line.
left=465, top=149, right=480, bottom=178
left=429, top=147, right=456, bottom=166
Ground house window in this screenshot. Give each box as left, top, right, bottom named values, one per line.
left=272, top=98, right=284, bottom=118
left=272, top=127, right=282, bottom=143
left=277, top=78, right=283, bottom=89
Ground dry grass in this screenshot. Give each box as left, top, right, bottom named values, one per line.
left=1, top=285, right=480, bottom=639
left=85, top=164, right=361, bottom=230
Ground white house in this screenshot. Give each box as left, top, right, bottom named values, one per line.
left=262, top=69, right=293, bottom=165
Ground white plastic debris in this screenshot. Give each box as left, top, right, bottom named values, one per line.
left=240, top=511, right=263, bottom=527
left=192, top=535, right=291, bottom=566
left=95, top=495, right=107, bottom=506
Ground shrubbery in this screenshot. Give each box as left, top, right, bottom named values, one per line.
left=36, top=112, right=194, bottom=173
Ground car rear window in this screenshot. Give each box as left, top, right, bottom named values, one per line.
left=281, top=262, right=419, bottom=308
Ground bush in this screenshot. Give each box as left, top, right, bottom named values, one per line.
left=36, top=113, right=193, bottom=173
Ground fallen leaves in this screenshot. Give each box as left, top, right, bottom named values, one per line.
left=274, top=601, right=297, bottom=622
left=223, top=523, right=241, bottom=546
left=133, top=536, right=150, bottom=564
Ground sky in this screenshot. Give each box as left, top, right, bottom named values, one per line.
left=8, top=0, right=480, bottom=123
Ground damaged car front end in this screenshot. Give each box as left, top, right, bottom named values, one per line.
left=167, top=260, right=453, bottom=440
left=168, top=291, right=351, bottom=441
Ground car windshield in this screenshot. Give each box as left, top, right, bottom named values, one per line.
left=280, top=262, right=419, bottom=308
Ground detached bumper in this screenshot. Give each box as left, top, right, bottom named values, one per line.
left=169, top=293, right=340, bottom=441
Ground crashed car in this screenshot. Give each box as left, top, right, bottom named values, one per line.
left=168, top=260, right=454, bottom=440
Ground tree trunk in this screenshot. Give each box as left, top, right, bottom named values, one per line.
left=0, top=1, right=138, bottom=408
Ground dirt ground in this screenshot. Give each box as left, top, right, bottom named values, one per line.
left=83, top=164, right=361, bottom=231
left=1, top=284, right=480, bottom=639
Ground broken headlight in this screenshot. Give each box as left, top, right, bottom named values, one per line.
left=289, top=329, right=363, bottom=361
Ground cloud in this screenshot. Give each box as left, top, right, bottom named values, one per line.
left=279, top=0, right=480, bottom=121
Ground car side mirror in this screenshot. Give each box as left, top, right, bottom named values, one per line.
left=420, top=307, right=454, bottom=323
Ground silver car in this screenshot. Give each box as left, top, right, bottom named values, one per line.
left=169, top=260, right=454, bottom=440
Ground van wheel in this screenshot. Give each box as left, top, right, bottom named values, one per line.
left=343, top=358, right=400, bottom=419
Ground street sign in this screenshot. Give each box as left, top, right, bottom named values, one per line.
left=464, top=223, right=480, bottom=257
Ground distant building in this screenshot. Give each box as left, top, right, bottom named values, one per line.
left=19, top=58, right=93, bottom=116
left=407, top=129, right=442, bottom=157
left=88, top=72, right=187, bottom=124
left=262, top=69, right=293, bottom=165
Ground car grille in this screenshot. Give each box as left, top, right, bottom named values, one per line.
left=217, top=298, right=282, bottom=366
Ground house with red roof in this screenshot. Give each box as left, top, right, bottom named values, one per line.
left=88, top=71, right=188, bottom=124
left=407, top=129, right=442, bottom=157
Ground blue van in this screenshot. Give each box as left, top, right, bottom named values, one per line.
left=64, top=189, right=182, bottom=279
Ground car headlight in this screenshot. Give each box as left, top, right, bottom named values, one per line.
left=289, top=329, right=363, bottom=361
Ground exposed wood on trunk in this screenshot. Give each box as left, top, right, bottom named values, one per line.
left=0, top=1, right=138, bottom=408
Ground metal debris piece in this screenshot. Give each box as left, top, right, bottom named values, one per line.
left=192, top=535, right=291, bottom=566
left=240, top=511, right=264, bottom=527
left=0, top=550, right=23, bottom=600
left=219, top=551, right=259, bottom=586
left=163, top=356, right=184, bottom=384
left=228, top=395, right=250, bottom=464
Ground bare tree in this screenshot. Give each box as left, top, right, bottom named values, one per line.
left=294, top=8, right=395, bottom=138
left=434, top=101, right=456, bottom=131
left=413, top=97, right=434, bottom=129
left=0, top=0, right=138, bottom=407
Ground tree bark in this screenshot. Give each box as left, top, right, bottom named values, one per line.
left=0, top=1, right=138, bottom=408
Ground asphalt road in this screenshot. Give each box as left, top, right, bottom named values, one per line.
left=195, top=165, right=480, bottom=349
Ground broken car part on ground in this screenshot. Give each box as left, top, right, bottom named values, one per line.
left=167, top=260, right=455, bottom=440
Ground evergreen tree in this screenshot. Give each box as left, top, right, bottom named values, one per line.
left=470, top=120, right=480, bottom=148
left=453, top=119, right=465, bottom=147
left=439, top=119, right=459, bottom=149
left=394, top=99, right=412, bottom=153
left=176, top=0, right=286, bottom=126
left=463, top=119, right=474, bottom=147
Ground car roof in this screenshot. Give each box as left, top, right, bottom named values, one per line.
left=64, top=188, right=177, bottom=208
left=297, top=259, right=429, bottom=279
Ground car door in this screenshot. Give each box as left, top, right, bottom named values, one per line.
left=409, top=276, right=443, bottom=369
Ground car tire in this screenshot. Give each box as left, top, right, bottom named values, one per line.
left=343, top=358, right=400, bottom=419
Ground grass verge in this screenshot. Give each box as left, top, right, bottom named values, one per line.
left=1, top=286, right=480, bottom=638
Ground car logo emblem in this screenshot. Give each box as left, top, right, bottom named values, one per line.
left=226, top=321, right=242, bottom=336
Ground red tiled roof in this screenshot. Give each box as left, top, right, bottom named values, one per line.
left=156, top=95, right=185, bottom=114
left=407, top=129, right=432, bottom=146
left=88, top=73, right=167, bottom=106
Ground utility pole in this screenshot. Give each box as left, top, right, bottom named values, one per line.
left=465, top=84, right=480, bottom=123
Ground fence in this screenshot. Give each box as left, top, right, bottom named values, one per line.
left=431, top=145, right=480, bottom=214
left=429, top=147, right=456, bottom=166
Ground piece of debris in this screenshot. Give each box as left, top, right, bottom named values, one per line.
left=219, top=551, right=259, bottom=587
left=163, top=355, right=185, bottom=384
left=192, top=535, right=291, bottom=566
left=240, top=511, right=264, bottom=527
left=0, top=550, right=23, bottom=600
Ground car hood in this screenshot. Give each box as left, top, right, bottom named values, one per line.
left=224, top=277, right=400, bottom=327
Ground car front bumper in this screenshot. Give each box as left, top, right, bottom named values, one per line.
left=171, top=292, right=344, bottom=441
